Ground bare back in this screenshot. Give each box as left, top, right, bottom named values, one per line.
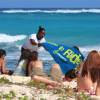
left=28, top=60, right=43, bottom=76
left=30, top=60, right=43, bottom=68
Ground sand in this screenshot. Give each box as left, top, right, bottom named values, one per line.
left=0, top=75, right=100, bottom=100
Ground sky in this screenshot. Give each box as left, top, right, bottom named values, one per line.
left=0, top=0, right=100, bottom=8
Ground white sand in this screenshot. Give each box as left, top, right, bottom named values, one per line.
left=0, top=75, right=100, bottom=100
left=0, top=75, right=31, bottom=84
left=0, top=75, right=59, bottom=100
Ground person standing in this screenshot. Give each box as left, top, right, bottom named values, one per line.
left=18, top=26, right=46, bottom=76
left=19, top=26, right=46, bottom=62
left=22, top=26, right=46, bottom=52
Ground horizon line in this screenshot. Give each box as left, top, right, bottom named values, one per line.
left=0, top=7, right=100, bottom=9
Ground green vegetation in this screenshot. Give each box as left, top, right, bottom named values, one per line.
left=0, top=90, right=16, bottom=100
left=19, top=96, right=28, bottom=100
left=0, top=77, right=92, bottom=100
left=27, top=80, right=47, bottom=89
left=0, top=77, right=10, bottom=84
left=76, top=92, right=91, bottom=100
left=53, top=86, right=75, bottom=99
left=0, top=91, right=29, bottom=100
left=53, top=86, right=91, bottom=100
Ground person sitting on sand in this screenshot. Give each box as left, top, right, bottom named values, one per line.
left=77, top=50, right=100, bottom=96
left=28, top=51, right=62, bottom=89
left=0, top=49, right=13, bottom=75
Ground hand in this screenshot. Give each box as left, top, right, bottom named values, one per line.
left=38, top=43, right=42, bottom=47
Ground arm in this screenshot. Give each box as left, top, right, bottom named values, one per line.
left=30, top=39, right=42, bottom=47
left=30, top=39, right=38, bottom=45
left=1, top=60, right=9, bottom=74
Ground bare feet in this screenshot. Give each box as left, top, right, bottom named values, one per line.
left=45, top=81, right=62, bottom=90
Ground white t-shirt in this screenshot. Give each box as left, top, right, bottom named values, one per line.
left=22, top=34, right=46, bottom=52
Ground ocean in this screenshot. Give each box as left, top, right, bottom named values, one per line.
left=0, top=8, right=100, bottom=72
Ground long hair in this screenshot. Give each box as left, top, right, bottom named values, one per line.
left=81, top=50, right=100, bottom=83
left=38, top=26, right=45, bottom=33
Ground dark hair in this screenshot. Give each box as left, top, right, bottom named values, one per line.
left=0, top=49, right=6, bottom=58
left=38, top=26, right=45, bottom=33
left=65, top=69, right=78, bottom=79
left=30, top=51, right=38, bottom=61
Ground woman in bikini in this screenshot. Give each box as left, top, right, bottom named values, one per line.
left=28, top=51, right=62, bottom=89
left=77, top=50, right=100, bottom=96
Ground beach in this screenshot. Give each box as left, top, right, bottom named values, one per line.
left=0, top=75, right=76, bottom=100
left=0, top=75, right=100, bottom=100
left=0, top=8, right=100, bottom=100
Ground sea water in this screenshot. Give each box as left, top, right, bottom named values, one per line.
left=0, top=8, right=100, bottom=72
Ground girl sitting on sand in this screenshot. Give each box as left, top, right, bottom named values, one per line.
left=77, top=50, right=100, bottom=96
left=28, top=51, right=62, bottom=89
left=0, top=49, right=13, bottom=75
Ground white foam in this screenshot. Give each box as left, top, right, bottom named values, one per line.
left=1, top=9, right=100, bottom=14
left=0, top=33, right=27, bottom=43
left=79, top=45, right=100, bottom=58
left=80, top=45, right=100, bottom=52
left=2, top=10, right=41, bottom=13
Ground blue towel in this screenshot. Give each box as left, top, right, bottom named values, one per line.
left=42, top=42, right=84, bottom=74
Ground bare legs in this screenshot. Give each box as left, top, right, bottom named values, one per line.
left=32, top=75, right=61, bottom=87
left=31, top=63, right=62, bottom=89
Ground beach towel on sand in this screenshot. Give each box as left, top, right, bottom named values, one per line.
left=42, top=42, right=84, bottom=74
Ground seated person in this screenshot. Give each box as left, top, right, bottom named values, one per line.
left=77, top=50, right=100, bottom=96
left=28, top=51, right=62, bottom=88
left=0, top=49, right=13, bottom=75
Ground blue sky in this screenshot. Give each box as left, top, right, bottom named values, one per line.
left=0, top=0, right=100, bottom=8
